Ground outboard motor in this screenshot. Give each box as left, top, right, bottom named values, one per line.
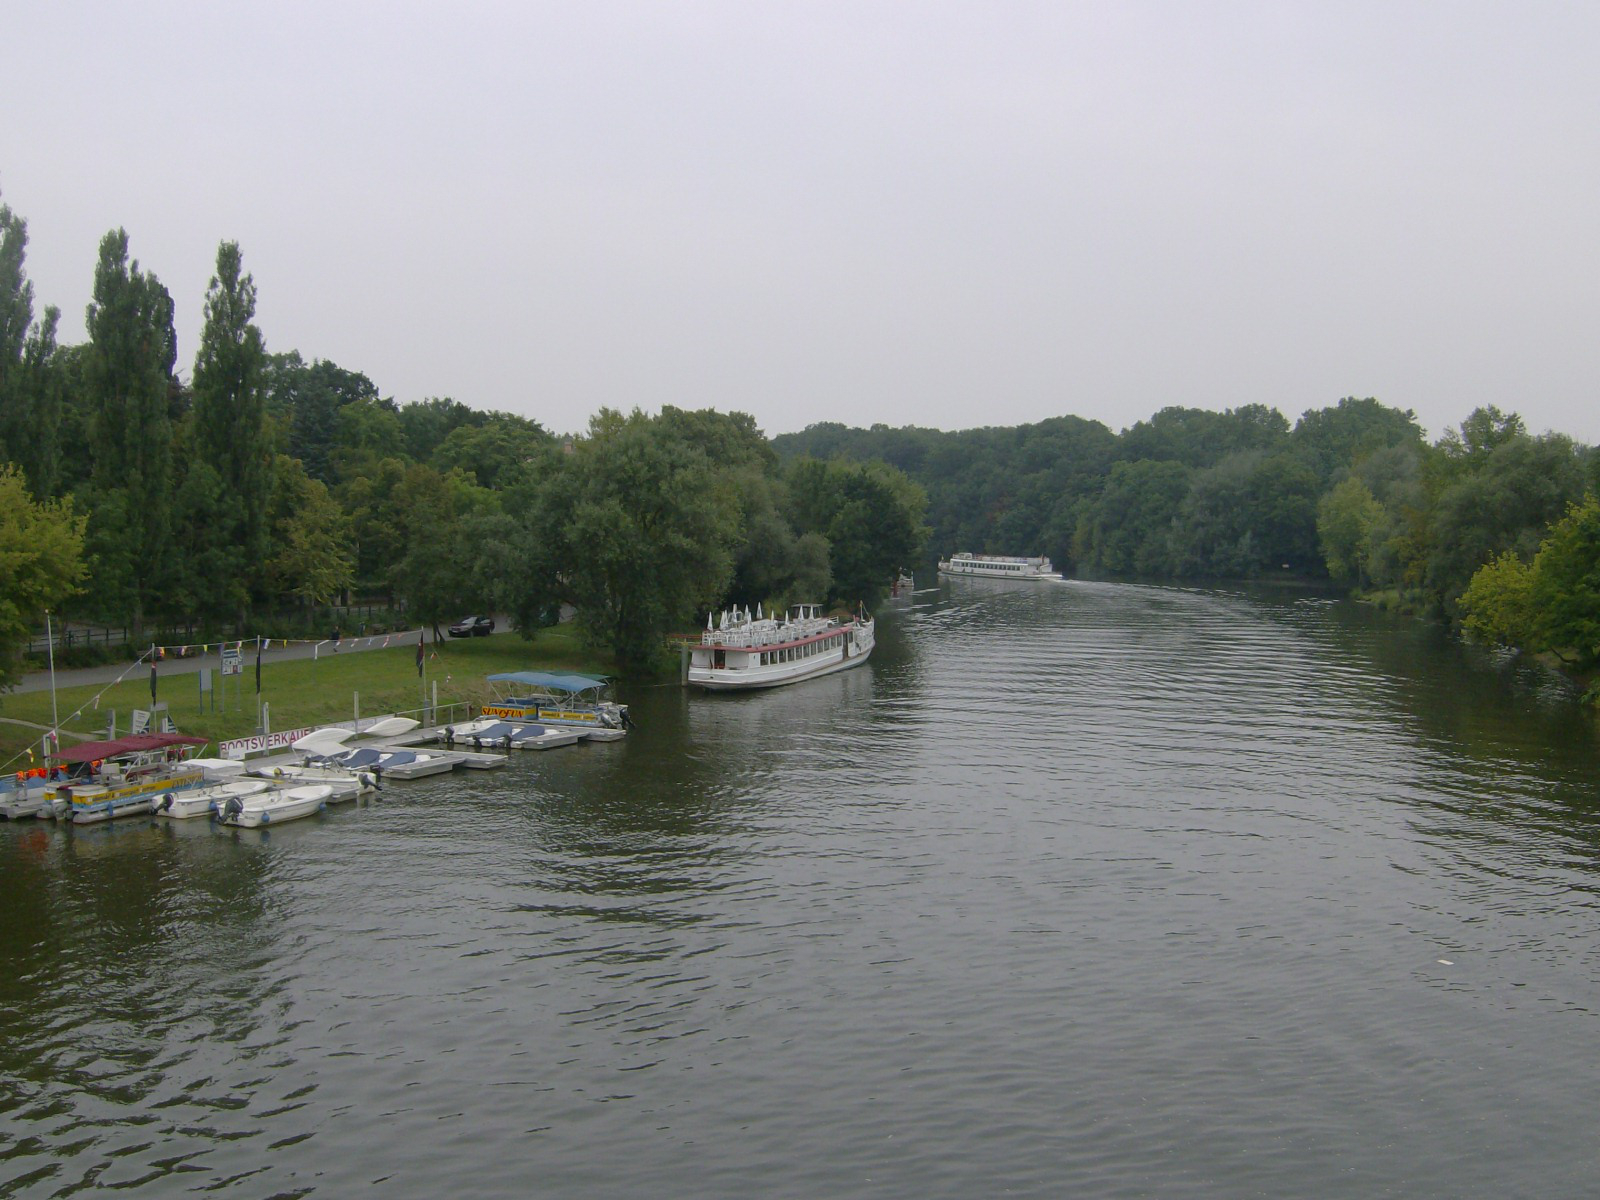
left=358, top=771, right=381, bottom=794
left=443, top=726, right=456, bottom=748
left=158, top=792, right=175, bottom=814
left=221, top=795, right=244, bottom=824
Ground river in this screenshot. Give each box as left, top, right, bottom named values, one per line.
left=3, top=579, right=1598, bottom=1198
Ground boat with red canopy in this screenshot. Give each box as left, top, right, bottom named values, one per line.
left=47, top=733, right=210, bottom=824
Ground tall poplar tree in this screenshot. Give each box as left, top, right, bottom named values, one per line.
left=0, top=196, right=32, bottom=405
left=191, top=241, right=270, bottom=615
left=84, top=228, right=178, bottom=635
left=0, top=194, right=63, bottom=497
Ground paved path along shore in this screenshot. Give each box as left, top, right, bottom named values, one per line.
left=6, top=631, right=430, bottom=696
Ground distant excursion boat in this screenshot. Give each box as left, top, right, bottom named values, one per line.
left=937, top=552, right=1062, bottom=580
left=686, top=603, right=874, bottom=692
left=43, top=733, right=210, bottom=824
left=482, top=673, right=630, bottom=740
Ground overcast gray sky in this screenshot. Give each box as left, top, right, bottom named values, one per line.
left=4, top=2, right=1597, bottom=443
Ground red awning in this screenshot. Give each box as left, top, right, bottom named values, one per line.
left=52, top=733, right=209, bottom=764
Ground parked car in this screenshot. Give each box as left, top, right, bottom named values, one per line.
left=448, top=615, right=495, bottom=638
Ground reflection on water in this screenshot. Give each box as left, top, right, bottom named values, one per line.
left=3, top=580, right=1599, bottom=1198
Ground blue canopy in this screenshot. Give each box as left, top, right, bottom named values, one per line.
left=487, top=671, right=608, bottom=693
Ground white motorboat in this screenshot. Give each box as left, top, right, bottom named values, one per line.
left=439, top=718, right=582, bottom=751
left=154, top=779, right=271, bottom=820
left=937, top=552, right=1062, bottom=580
left=216, top=783, right=332, bottom=828
left=247, top=762, right=379, bottom=802
left=318, top=746, right=464, bottom=779
left=0, top=773, right=66, bottom=820
left=687, top=603, right=875, bottom=692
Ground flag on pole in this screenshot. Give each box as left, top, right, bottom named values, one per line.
left=255, top=637, right=263, bottom=695
left=417, top=631, right=425, bottom=677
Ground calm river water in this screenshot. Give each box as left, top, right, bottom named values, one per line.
left=4, top=580, right=1600, bottom=1198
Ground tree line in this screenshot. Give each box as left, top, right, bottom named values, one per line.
left=3, top=189, right=1595, bottom=688
left=0, top=197, right=929, bottom=684
left=775, top=402, right=1598, bottom=679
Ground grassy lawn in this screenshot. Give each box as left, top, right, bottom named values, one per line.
left=0, top=625, right=613, bottom=767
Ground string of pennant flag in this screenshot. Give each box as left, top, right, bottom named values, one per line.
left=145, top=631, right=427, bottom=659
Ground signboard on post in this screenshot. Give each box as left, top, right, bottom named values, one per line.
left=221, top=648, right=243, bottom=676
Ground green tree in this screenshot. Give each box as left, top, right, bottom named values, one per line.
left=788, top=456, right=928, bottom=607
left=0, top=465, right=87, bottom=687
left=527, top=409, right=743, bottom=672
left=399, top=396, right=485, bottom=462
left=1118, top=405, right=1289, bottom=469
left=266, top=458, right=355, bottom=611
left=82, top=229, right=179, bottom=635
left=1291, top=397, right=1423, bottom=484
left=264, top=354, right=381, bottom=483
left=1317, top=477, right=1384, bottom=587
left=191, top=241, right=272, bottom=611
left=1424, top=430, right=1586, bottom=613
left=331, top=394, right=407, bottom=481
left=1528, top=495, right=1600, bottom=668
left=1439, top=405, right=1526, bottom=468
left=431, top=413, right=552, bottom=490
left=1459, top=550, right=1537, bottom=651
left=388, top=464, right=497, bottom=635
left=1076, top=460, right=1190, bottom=575
left=0, top=196, right=64, bottom=499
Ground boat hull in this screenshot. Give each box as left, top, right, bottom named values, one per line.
left=155, top=780, right=271, bottom=820
left=64, top=769, right=208, bottom=824
left=477, top=704, right=627, bottom=738
left=937, top=552, right=1061, bottom=580
left=441, top=720, right=584, bottom=751
left=216, top=785, right=330, bottom=828
left=248, top=764, right=377, bottom=801
left=688, top=641, right=874, bottom=691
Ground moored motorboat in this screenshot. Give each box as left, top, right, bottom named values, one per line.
left=154, top=778, right=273, bottom=820
left=248, top=761, right=381, bottom=801
left=216, top=783, right=332, bottom=828
left=438, top=718, right=583, bottom=751
left=686, top=603, right=875, bottom=692
left=0, top=770, right=68, bottom=820
left=317, top=746, right=464, bottom=779
left=937, top=552, right=1062, bottom=580
left=481, top=672, right=630, bottom=739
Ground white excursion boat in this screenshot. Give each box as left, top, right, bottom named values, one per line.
left=937, top=552, right=1062, bottom=580
left=482, top=673, right=631, bottom=740
left=40, top=734, right=211, bottom=824
left=216, top=783, right=332, bottom=829
left=438, top=718, right=583, bottom=751
left=154, top=778, right=272, bottom=820
left=686, top=604, right=875, bottom=692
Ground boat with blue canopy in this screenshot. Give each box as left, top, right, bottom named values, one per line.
left=482, top=672, right=630, bottom=740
